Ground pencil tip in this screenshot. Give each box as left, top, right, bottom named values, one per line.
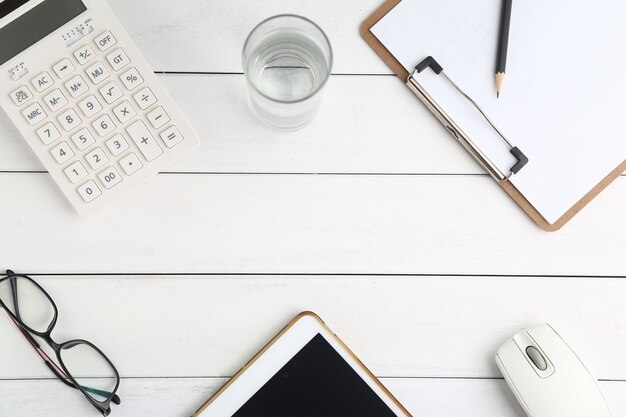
left=495, top=72, right=505, bottom=99
left=497, top=92, right=500, bottom=98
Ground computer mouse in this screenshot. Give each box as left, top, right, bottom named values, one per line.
left=495, top=323, right=612, bottom=417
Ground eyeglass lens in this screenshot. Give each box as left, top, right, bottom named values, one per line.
left=0, top=276, right=55, bottom=333
left=60, top=342, right=118, bottom=403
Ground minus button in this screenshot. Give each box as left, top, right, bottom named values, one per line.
left=147, top=106, right=170, bottom=129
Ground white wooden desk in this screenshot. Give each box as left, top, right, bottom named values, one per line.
left=1, top=1, right=625, bottom=416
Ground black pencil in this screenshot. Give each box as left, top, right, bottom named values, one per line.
left=496, top=0, right=513, bottom=98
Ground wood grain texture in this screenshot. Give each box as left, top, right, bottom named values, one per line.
left=0, top=377, right=624, bottom=417
left=0, top=276, right=623, bottom=379
left=1, top=0, right=625, bottom=415
left=0, top=74, right=479, bottom=174
left=106, top=0, right=389, bottom=74
left=3, top=174, right=626, bottom=275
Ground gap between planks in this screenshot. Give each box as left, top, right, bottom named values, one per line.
left=1, top=376, right=624, bottom=382
left=10, top=273, right=626, bottom=280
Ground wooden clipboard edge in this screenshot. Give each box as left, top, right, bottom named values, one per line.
left=360, top=0, right=408, bottom=81
left=516, top=159, right=626, bottom=232
left=361, top=0, right=625, bottom=232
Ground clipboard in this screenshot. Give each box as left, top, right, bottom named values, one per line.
left=360, top=0, right=626, bottom=232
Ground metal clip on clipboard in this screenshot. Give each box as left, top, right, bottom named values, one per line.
left=406, top=56, right=528, bottom=182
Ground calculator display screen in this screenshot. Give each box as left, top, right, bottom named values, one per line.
left=0, top=0, right=86, bottom=65
left=0, top=0, right=31, bottom=19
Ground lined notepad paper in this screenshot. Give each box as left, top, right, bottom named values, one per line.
left=372, top=0, right=626, bottom=224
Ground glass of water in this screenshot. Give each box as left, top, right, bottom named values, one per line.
left=242, top=15, right=333, bottom=131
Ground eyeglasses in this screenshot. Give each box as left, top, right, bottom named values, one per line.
left=0, top=270, right=121, bottom=416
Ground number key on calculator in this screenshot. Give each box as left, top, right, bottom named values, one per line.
left=0, top=0, right=200, bottom=216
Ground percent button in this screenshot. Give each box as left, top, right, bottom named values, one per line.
left=120, top=68, right=144, bottom=91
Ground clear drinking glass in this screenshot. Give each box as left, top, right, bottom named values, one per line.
left=242, top=15, right=333, bottom=131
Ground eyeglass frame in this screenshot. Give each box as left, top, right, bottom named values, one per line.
left=0, top=270, right=121, bottom=416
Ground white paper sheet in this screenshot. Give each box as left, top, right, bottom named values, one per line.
left=372, top=0, right=626, bottom=224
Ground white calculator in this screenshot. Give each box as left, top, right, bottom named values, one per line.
left=0, top=0, right=200, bottom=216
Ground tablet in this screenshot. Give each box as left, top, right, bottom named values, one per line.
left=192, top=312, right=412, bottom=417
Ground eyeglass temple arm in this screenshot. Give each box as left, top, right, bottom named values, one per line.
left=7, top=314, right=73, bottom=386
left=11, top=315, right=121, bottom=404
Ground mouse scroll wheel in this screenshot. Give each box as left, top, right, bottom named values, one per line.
left=525, top=346, right=548, bottom=371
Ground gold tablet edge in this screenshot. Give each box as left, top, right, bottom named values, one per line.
left=191, top=311, right=413, bottom=417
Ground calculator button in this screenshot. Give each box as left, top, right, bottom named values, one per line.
left=73, top=44, right=96, bottom=65
left=85, top=147, right=109, bottom=170
left=105, top=134, right=130, bottom=156
left=77, top=180, right=101, bottom=203
left=99, top=81, right=123, bottom=104
left=127, top=120, right=163, bottom=162
left=133, top=87, right=157, bottom=110
left=95, top=31, right=117, bottom=51
left=160, top=126, right=184, bottom=148
left=78, top=94, right=102, bottom=118
left=64, top=75, right=89, bottom=98
left=10, top=86, right=33, bottom=106
left=36, top=122, right=61, bottom=145
left=31, top=71, right=54, bottom=93
left=85, top=61, right=110, bottom=85
left=53, top=58, right=75, bottom=79
left=92, top=114, right=116, bottom=137
left=64, top=161, right=88, bottom=184
left=113, top=101, right=136, bottom=124
left=106, top=48, right=130, bottom=71
left=58, top=109, right=81, bottom=132
left=120, top=68, right=143, bottom=91
left=50, top=141, right=75, bottom=165
left=22, top=102, right=47, bottom=125
left=147, top=106, right=170, bottom=129
left=120, top=153, right=143, bottom=176
left=43, top=89, right=68, bottom=112
left=98, top=166, right=122, bottom=189
left=71, top=128, right=96, bottom=151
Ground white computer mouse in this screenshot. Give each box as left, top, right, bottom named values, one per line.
left=495, top=323, right=612, bottom=417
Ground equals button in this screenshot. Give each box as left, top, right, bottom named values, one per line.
left=160, top=126, right=183, bottom=148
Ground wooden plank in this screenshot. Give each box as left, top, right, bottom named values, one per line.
left=0, top=74, right=480, bottom=174
left=3, top=174, right=626, bottom=275
left=0, top=276, right=624, bottom=379
left=108, top=0, right=389, bottom=74
left=0, top=377, right=623, bottom=417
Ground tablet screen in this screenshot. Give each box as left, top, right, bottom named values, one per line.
left=233, top=333, right=397, bottom=417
